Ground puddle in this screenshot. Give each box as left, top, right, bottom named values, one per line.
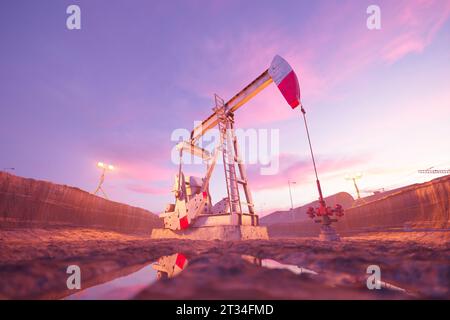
left=241, top=255, right=318, bottom=276
left=65, top=262, right=158, bottom=300
left=240, top=255, right=414, bottom=295
left=375, top=280, right=410, bottom=295
left=65, top=253, right=188, bottom=300
left=261, top=259, right=318, bottom=275
left=153, top=252, right=188, bottom=279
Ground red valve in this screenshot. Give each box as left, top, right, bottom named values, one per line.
left=333, top=204, right=344, bottom=217
left=306, top=207, right=315, bottom=219
left=306, top=203, right=344, bottom=220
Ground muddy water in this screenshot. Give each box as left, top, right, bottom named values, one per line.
left=62, top=252, right=413, bottom=300
left=65, top=262, right=158, bottom=300
left=64, top=252, right=189, bottom=300
left=242, top=255, right=318, bottom=275
left=63, top=254, right=324, bottom=300
left=245, top=256, right=411, bottom=295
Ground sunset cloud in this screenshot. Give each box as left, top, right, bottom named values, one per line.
left=126, top=184, right=168, bottom=195
left=247, top=153, right=370, bottom=191
left=174, top=0, right=450, bottom=130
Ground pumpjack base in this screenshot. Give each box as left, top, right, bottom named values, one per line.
left=151, top=225, right=269, bottom=241
left=318, top=225, right=341, bottom=241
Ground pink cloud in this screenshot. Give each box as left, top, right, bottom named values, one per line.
left=126, top=184, right=168, bottom=195
left=247, top=153, right=369, bottom=191
left=381, top=0, right=450, bottom=63
left=114, top=161, right=174, bottom=182
left=175, top=0, right=450, bottom=128
left=88, top=135, right=176, bottom=183
left=382, top=34, right=426, bottom=63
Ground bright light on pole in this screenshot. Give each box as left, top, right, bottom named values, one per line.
left=94, top=161, right=115, bottom=199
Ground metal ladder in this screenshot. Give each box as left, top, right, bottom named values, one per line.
left=215, top=94, right=242, bottom=215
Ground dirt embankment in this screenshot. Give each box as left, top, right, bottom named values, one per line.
left=0, top=172, right=162, bottom=234
left=339, top=175, right=450, bottom=231
left=266, top=175, right=450, bottom=238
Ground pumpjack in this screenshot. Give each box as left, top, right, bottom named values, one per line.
left=151, top=55, right=301, bottom=240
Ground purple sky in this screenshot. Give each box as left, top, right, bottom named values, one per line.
left=1, top=0, right=449, bottom=214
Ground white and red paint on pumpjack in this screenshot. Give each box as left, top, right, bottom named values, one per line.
left=269, top=55, right=301, bottom=109
left=179, top=191, right=208, bottom=230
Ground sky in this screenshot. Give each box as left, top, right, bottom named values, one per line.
left=0, top=0, right=449, bottom=214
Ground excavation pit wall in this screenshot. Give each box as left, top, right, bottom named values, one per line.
left=0, top=172, right=162, bottom=235
left=266, top=175, right=450, bottom=238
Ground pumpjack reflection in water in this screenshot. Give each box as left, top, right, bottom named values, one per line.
left=65, top=253, right=188, bottom=300
left=153, top=252, right=189, bottom=280
left=241, top=255, right=318, bottom=276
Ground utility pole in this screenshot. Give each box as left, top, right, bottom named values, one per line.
left=288, top=180, right=296, bottom=221
left=288, top=180, right=296, bottom=210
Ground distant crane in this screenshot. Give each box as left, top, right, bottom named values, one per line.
left=345, top=173, right=363, bottom=199
left=94, top=162, right=114, bottom=199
